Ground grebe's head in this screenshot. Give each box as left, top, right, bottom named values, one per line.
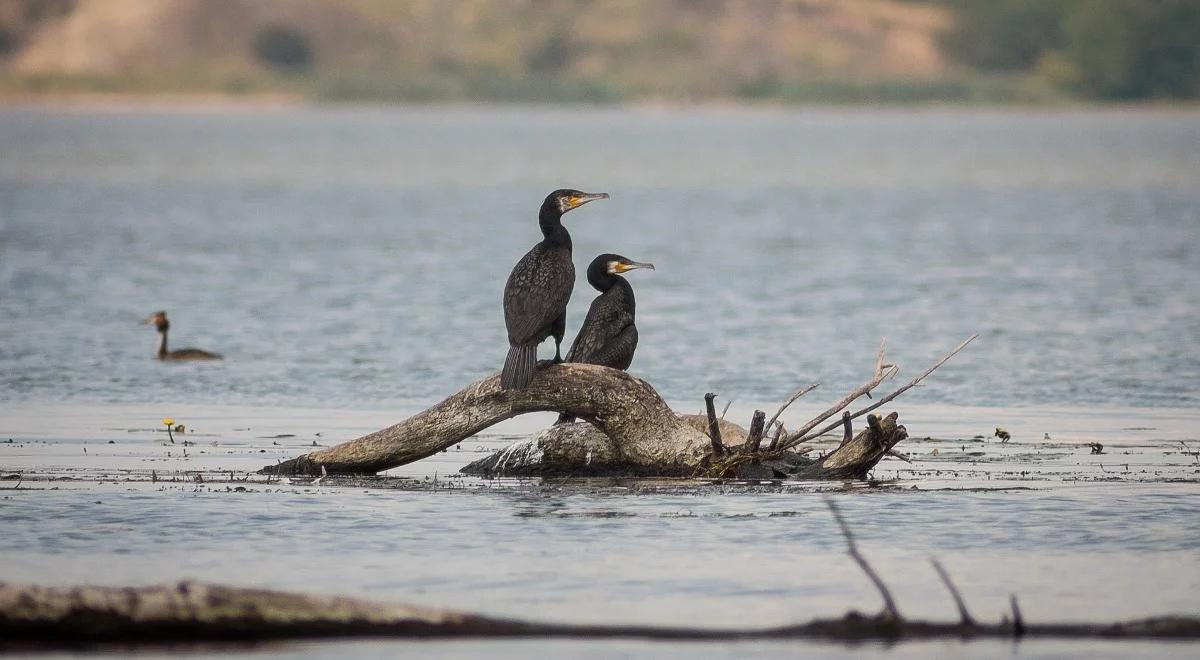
left=142, top=311, right=169, bottom=332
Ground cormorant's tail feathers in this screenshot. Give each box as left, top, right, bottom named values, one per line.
left=501, top=344, right=536, bottom=390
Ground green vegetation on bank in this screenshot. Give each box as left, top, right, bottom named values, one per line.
left=934, top=0, right=1200, bottom=100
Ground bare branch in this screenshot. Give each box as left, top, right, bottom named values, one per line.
left=767, top=421, right=785, bottom=451
left=719, top=398, right=733, bottom=420
left=764, top=382, right=820, bottom=433
left=744, top=410, right=767, bottom=453
left=825, top=498, right=901, bottom=621
left=931, top=559, right=975, bottom=626
left=1011, top=595, right=1025, bottom=637
left=776, top=364, right=898, bottom=451
left=874, top=338, right=894, bottom=380
left=782, top=335, right=978, bottom=450
left=704, top=393, right=726, bottom=456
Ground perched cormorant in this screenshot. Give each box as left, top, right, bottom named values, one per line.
left=501, top=189, right=608, bottom=389
left=142, top=311, right=222, bottom=361
left=555, top=254, right=653, bottom=423
left=565, top=254, right=654, bottom=369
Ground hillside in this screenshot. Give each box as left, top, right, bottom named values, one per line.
left=0, top=0, right=958, bottom=102
left=2, top=0, right=1195, bottom=103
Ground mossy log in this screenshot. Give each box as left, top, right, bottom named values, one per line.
left=4, top=581, right=1198, bottom=647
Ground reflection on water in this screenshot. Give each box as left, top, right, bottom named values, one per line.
left=1, top=107, right=1198, bottom=410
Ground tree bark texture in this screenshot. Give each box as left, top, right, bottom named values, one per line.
left=262, top=364, right=909, bottom=480
left=263, top=364, right=712, bottom=476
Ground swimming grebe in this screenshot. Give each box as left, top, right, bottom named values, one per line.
left=142, top=311, right=222, bottom=361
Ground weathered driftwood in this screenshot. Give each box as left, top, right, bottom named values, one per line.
left=461, top=410, right=907, bottom=480
left=263, top=338, right=972, bottom=479
left=263, top=364, right=712, bottom=476
left=457, top=413, right=751, bottom=477
left=3, top=581, right=1198, bottom=647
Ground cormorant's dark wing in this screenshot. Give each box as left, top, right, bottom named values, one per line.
left=591, top=323, right=638, bottom=370
left=566, top=299, right=638, bottom=370
left=504, top=244, right=574, bottom=345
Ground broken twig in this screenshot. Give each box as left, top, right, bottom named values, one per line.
left=704, top=393, right=726, bottom=456
left=744, top=410, right=766, bottom=453
left=826, top=498, right=900, bottom=621
left=780, top=335, right=977, bottom=451
left=764, top=382, right=820, bottom=435
left=1011, top=595, right=1025, bottom=637
left=931, top=559, right=975, bottom=626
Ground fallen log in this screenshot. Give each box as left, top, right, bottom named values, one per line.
left=3, top=581, right=1197, bottom=646
left=262, top=338, right=971, bottom=479
left=461, top=411, right=907, bottom=479
left=263, top=364, right=712, bottom=476
left=7, top=501, right=1197, bottom=647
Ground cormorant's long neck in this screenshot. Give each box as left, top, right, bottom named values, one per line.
left=157, top=329, right=168, bottom=359
left=539, top=210, right=571, bottom=249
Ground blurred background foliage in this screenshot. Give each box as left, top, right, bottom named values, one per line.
left=934, top=0, right=1200, bottom=99
left=0, top=0, right=1196, bottom=103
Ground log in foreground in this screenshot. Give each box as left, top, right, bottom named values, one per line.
left=4, top=581, right=1198, bottom=647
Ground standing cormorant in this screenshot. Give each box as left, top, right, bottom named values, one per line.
left=555, top=254, right=653, bottom=423
left=142, top=311, right=222, bottom=361
left=501, top=189, right=608, bottom=389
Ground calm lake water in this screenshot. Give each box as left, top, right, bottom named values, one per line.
left=1, top=106, right=1198, bottom=409
left=1, top=106, right=1198, bottom=658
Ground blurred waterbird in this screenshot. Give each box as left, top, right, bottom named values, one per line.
left=142, top=311, right=222, bottom=361
left=994, top=427, right=1011, bottom=443
left=501, top=189, right=608, bottom=389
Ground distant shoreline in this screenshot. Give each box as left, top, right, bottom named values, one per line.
left=2, top=90, right=1198, bottom=113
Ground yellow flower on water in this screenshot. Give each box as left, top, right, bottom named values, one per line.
left=162, top=417, right=175, bottom=426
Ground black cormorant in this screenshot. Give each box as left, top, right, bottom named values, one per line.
left=501, top=189, right=608, bottom=389
left=555, top=254, right=653, bottom=423
left=565, top=253, right=654, bottom=369
left=142, top=311, right=222, bottom=361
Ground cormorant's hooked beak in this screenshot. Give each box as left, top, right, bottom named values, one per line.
left=563, top=192, right=609, bottom=213
left=614, top=260, right=655, bottom=274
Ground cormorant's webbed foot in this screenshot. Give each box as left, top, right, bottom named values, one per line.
left=535, top=359, right=557, bottom=369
